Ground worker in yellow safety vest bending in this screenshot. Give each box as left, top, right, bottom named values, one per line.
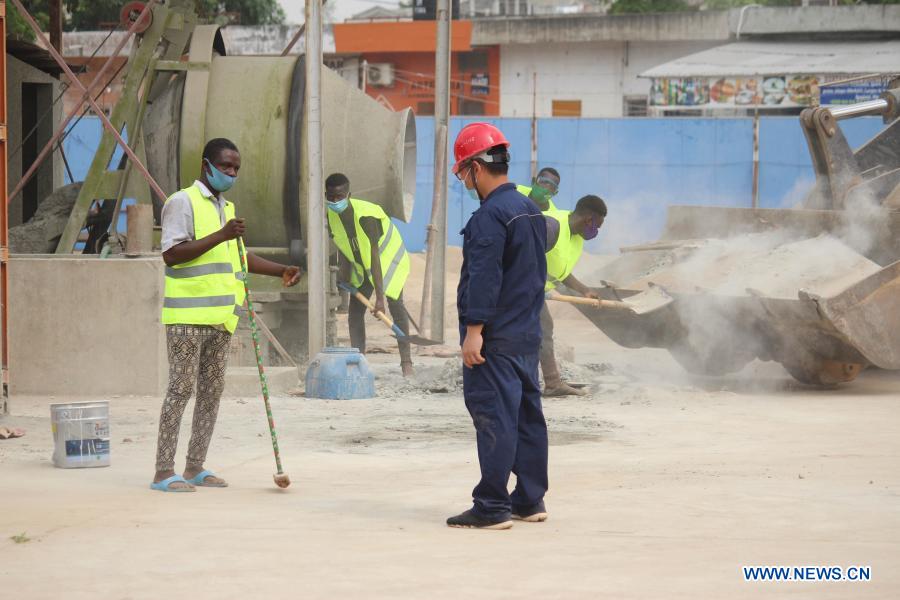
left=325, top=172, right=414, bottom=377
left=517, top=167, right=560, bottom=212
left=541, top=195, right=607, bottom=396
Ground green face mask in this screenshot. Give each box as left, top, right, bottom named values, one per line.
left=531, top=186, right=552, bottom=202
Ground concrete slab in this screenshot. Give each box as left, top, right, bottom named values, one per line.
left=8, top=256, right=168, bottom=399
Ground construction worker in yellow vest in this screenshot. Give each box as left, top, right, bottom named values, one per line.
left=541, top=195, right=607, bottom=397
left=325, top=172, right=414, bottom=377
left=152, top=138, right=301, bottom=492
left=517, top=166, right=560, bottom=212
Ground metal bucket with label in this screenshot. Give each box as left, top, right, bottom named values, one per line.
left=50, top=401, right=110, bottom=468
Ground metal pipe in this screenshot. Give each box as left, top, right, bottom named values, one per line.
left=9, top=0, right=166, bottom=205
left=735, top=4, right=762, bottom=40
left=7, top=0, right=159, bottom=207
left=827, top=99, right=889, bottom=120
left=1, top=4, right=9, bottom=410
left=429, top=0, right=451, bottom=344
left=751, top=109, right=759, bottom=209
left=306, top=0, right=327, bottom=361
left=530, top=71, right=537, bottom=179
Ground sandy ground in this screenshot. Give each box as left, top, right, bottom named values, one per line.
left=2, top=251, right=899, bottom=599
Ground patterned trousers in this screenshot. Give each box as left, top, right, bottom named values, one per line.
left=154, top=325, right=232, bottom=472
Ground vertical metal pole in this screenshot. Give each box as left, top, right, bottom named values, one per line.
left=0, top=0, right=9, bottom=412
left=306, top=0, right=327, bottom=360
left=530, top=71, right=537, bottom=179
left=361, top=58, right=368, bottom=91
left=752, top=108, right=760, bottom=209
left=429, top=0, right=451, bottom=343
left=420, top=124, right=446, bottom=337
left=49, top=0, right=62, bottom=53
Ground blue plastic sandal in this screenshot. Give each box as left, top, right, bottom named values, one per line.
left=150, top=475, right=195, bottom=492
left=186, top=469, right=228, bottom=488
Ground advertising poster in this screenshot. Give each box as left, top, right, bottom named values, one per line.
left=650, top=75, right=820, bottom=108
left=819, top=76, right=891, bottom=105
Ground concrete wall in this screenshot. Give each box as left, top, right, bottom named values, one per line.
left=473, top=11, right=731, bottom=45
left=8, top=257, right=168, bottom=397
left=6, top=55, right=65, bottom=227
left=500, top=41, right=717, bottom=117
left=729, top=6, right=900, bottom=37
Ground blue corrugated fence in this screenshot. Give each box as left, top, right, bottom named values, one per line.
left=63, top=115, right=884, bottom=254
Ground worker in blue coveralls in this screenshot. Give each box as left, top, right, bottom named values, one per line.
left=446, top=122, right=549, bottom=530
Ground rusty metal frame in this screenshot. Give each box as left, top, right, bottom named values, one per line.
left=8, top=0, right=171, bottom=254
left=6, top=0, right=158, bottom=210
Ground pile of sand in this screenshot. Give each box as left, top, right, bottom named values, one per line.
left=9, top=183, right=83, bottom=253
left=636, top=233, right=880, bottom=299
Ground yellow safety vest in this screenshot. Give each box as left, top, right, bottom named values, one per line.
left=545, top=209, right=584, bottom=292
left=160, top=184, right=246, bottom=333
left=517, top=184, right=558, bottom=212
left=328, top=198, right=410, bottom=300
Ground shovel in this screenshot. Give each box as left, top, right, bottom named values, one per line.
left=547, top=285, right=673, bottom=316
left=337, top=282, right=441, bottom=346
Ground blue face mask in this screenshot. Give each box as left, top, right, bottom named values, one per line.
left=462, top=166, right=482, bottom=202
left=327, top=197, right=349, bottom=213
left=205, top=159, right=236, bottom=192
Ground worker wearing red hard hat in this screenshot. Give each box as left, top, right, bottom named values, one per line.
left=447, top=122, right=550, bottom=530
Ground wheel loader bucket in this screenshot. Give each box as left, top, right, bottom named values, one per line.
left=571, top=231, right=900, bottom=386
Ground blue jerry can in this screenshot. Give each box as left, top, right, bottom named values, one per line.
left=305, top=347, right=376, bottom=400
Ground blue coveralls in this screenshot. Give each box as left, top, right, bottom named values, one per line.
left=457, top=182, right=548, bottom=521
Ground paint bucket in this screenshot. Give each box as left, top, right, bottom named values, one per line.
left=305, top=347, right=376, bottom=400
left=50, top=401, right=110, bottom=468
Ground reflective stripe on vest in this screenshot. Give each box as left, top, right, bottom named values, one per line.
left=160, top=185, right=245, bottom=333
left=544, top=209, right=584, bottom=292
left=328, top=198, right=410, bottom=300
left=516, top=184, right=558, bottom=212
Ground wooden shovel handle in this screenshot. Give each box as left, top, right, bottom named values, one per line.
left=548, top=293, right=632, bottom=310
left=352, top=291, right=396, bottom=328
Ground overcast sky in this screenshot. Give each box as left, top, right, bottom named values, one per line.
left=279, top=0, right=403, bottom=24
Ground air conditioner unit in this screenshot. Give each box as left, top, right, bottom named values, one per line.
left=368, top=63, right=395, bottom=87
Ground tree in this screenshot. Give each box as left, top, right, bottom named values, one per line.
left=195, top=0, right=285, bottom=25
left=8, top=0, right=49, bottom=41
left=608, top=0, right=692, bottom=14
left=64, top=0, right=121, bottom=31
left=62, top=1, right=286, bottom=30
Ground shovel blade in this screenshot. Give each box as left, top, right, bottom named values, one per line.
left=394, top=334, right=442, bottom=346
left=623, top=286, right=674, bottom=315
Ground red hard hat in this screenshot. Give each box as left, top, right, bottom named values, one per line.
left=451, top=122, right=510, bottom=174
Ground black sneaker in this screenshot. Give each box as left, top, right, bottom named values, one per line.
left=446, top=509, right=513, bottom=530
left=512, top=502, right=548, bottom=523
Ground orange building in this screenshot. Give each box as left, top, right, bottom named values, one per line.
left=333, top=20, right=499, bottom=117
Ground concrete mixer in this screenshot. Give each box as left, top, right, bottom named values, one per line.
left=16, top=0, right=416, bottom=365
left=575, top=88, right=900, bottom=386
